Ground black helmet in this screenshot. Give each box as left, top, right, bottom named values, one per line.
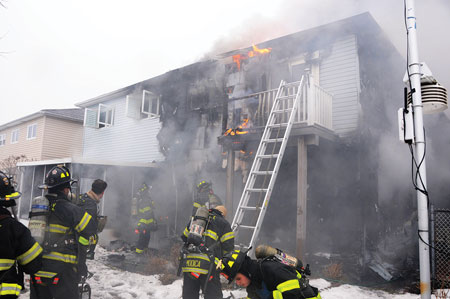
left=39, top=165, right=74, bottom=190
left=0, top=171, right=21, bottom=207
left=197, top=180, right=211, bottom=192
left=221, top=249, right=249, bottom=283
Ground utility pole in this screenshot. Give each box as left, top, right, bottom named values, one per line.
left=405, top=1, right=431, bottom=298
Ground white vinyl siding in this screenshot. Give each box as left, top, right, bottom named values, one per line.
left=319, top=35, right=361, bottom=136
left=82, top=96, right=164, bottom=163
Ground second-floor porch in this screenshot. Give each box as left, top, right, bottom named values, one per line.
left=220, top=75, right=336, bottom=148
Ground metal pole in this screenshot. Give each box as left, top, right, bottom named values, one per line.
left=405, top=1, right=431, bottom=297
left=102, top=168, right=106, bottom=215
left=17, top=166, right=24, bottom=218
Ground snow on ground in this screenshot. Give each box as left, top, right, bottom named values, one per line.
left=19, top=246, right=442, bottom=298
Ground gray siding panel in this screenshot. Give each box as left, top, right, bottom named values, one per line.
left=320, top=35, right=360, bottom=136
left=82, top=96, right=164, bottom=163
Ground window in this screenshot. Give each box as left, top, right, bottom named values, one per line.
left=83, top=104, right=115, bottom=129
left=98, top=104, right=114, bottom=128
left=27, top=124, right=37, bottom=139
left=11, top=129, right=19, bottom=144
left=125, top=89, right=160, bottom=119
left=141, top=90, right=160, bottom=118
left=0, top=134, right=5, bottom=146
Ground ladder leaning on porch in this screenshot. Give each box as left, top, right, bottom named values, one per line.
left=231, top=76, right=306, bottom=255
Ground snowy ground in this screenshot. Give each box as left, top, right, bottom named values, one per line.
left=19, top=246, right=445, bottom=299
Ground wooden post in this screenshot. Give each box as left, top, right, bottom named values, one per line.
left=226, top=150, right=235, bottom=222
left=297, top=137, right=307, bottom=260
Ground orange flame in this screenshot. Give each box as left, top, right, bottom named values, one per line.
left=232, top=44, right=272, bottom=71
left=248, top=44, right=272, bottom=58
left=224, top=119, right=249, bottom=136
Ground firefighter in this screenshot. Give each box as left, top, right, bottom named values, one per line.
left=180, top=203, right=234, bottom=299
left=77, top=179, right=108, bottom=260
left=0, top=171, right=43, bottom=298
left=134, top=183, right=157, bottom=254
left=30, top=165, right=97, bottom=299
left=221, top=250, right=321, bottom=299
left=192, top=180, right=222, bottom=216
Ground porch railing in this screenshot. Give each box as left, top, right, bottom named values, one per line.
left=236, top=76, right=333, bottom=131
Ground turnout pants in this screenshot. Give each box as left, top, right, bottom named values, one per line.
left=182, top=270, right=223, bottom=299
left=30, top=267, right=79, bottom=299
left=136, top=230, right=150, bottom=253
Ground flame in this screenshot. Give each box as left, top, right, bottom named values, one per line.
left=232, top=44, right=272, bottom=71
left=235, top=118, right=249, bottom=135
left=232, top=54, right=243, bottom=71
left=224, top=119, right=249, bottom=136
left=248, top=44, right=272, bottom=58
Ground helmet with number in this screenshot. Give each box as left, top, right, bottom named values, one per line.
left=0, top=171, right=21, bottom=207
left=197, top=180, right=212, bottom=192
left=39, top=165, right=73, bottom=190
left=221, top=249, right=249, bottom=283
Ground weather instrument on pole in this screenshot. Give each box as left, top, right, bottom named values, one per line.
left=399, top=1, right=448, bottom=298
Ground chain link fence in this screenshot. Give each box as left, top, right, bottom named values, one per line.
left=431, top=207, right=450, bottom=289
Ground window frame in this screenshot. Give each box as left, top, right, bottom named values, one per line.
left=11, top=129, right=19, bottom=144
left=0, top=134, right=6, bottom=146
left=26, top=123, right=37, bottom=140
left=97, top=104, right=114, bottom=128
left=141, top=90, right=160, bottom=118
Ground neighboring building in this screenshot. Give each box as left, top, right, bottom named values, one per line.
left=0, top=108, right=84, bottom=162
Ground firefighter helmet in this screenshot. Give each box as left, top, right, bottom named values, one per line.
left=39, top=165, right=73, bottom=190
left=197, top=180, right=211, bottom=192
left=0, top=171, right=21, bottom=207
left=139, top=183, right=151, bottom=193
left=221, top=249, right=249, bottom=283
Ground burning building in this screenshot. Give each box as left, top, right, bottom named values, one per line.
left=14, top=12, right=450, bottom=285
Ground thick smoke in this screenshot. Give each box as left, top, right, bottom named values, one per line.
left=198, top=0, right=450, bottom=282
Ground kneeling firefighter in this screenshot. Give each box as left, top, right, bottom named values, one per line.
left=0, top=171, right=43, bottom=298
left=29, top=166, right=97, bottom=299
left=221, top=247, right=321, bottom=299
left=179, top=202, right=234, bottom=299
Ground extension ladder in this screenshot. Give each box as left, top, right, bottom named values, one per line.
left=231, top=76, right=306, bottom=254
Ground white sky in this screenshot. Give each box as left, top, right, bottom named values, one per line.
left=1, top=0, right=449, bottom=125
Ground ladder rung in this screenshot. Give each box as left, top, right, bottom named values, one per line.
left=258, top=154, right=279, bottom=159
left=268, top=123, right=288, bottom=128
left=272, top=108, right=293, bottom=113
left=277, top=95, right=295, bottom=100
left=283, top=81, right=301, bottom=87
left=239, top=225, right=256, bottom=230
left=262, top=138, right=284, bottom=143
left=252, top=171, right=273, bottom=175
left=239, top=206, right=260, bottom=211
left=247, top=188, right=268, bottom=192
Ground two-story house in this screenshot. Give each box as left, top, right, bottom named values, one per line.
left=0, top=108, right=84, bottom=162
left=14, top=12, right=450, bottom=282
